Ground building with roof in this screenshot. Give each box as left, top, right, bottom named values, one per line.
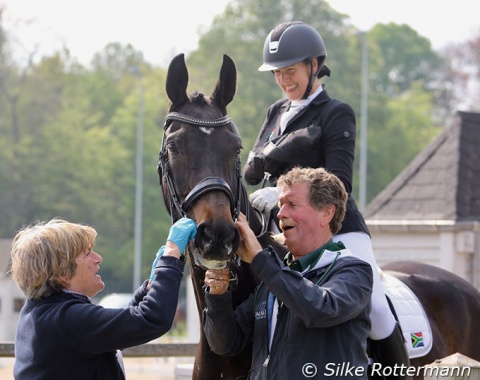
left=364, top=111, right=480, bottom=290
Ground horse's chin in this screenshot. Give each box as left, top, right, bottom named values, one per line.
left=195, top=256, right=229, bottom=270
left=190, top=245, right=228, bottom=270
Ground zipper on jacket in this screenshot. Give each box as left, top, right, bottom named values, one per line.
left=263, top=354, right=270, bottom=367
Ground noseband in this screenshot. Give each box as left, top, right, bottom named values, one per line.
left=158, top=112, right=243, bottom=224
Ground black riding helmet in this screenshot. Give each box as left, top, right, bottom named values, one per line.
left=259, top=21, right=330, bottom=99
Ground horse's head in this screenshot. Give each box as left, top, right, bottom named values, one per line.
left=158, top=53, right=243, bottom=270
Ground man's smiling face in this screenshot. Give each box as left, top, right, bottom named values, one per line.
left=277, top=182, right=331, bottom=258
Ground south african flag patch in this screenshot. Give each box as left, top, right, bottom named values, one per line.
left=411, top=332, right=425, bottom=348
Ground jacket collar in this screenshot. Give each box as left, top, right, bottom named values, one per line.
left=280, top=86, right=330, bottom=111
left=285, top=239, right=348, bottom=272
left=279, top=88, right=331, bottom=134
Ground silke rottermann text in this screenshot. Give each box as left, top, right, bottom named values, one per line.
left=323, top=362, right=472, bottom=377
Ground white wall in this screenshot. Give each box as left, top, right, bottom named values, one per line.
left=0, top=280, right=23, bottom=341
left=368, top=222, right=480, bottom=291
left=186, top=275, right=200, bottom=343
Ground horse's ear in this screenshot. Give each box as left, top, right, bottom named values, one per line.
left=166, top=53, right=189, bottom=108
left=211, top=54, right=237, bottom=112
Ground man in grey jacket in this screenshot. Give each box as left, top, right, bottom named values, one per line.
left=203, top=167, right=373, bottom=380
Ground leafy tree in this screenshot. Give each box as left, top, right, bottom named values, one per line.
left=0, top=28, right=171, bottom=291
left=368, top=81, right=440, bottom=198
left=99, top=64, right=173, bottom=291
left=0, top=52, right=69, bottom=236
left=436, top=28, right=480, bottom=119
left=368, top=23, right=442, bottom=94
left=362, top=24, right=443, bottom=202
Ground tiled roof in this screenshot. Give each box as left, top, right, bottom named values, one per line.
left=364, top=111, right=480, bottom=221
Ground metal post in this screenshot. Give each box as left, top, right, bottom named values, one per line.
left=132, top=68, right=144, bottom=290
left=359, top=31, right=368, bottom=210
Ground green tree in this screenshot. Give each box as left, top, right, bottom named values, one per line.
left=1, top=51, right=69, bottom=236
left=99, top=64, right=173, bottom=291
left=0, top=30, right=172, bottom=290
left=368, top=81, right=440, bottom=198
left=363, top=24, right=443, bottom=202
left=368, top=23, right=441, bottom=94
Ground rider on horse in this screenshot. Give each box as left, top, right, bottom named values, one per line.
left=244, top=21, right=410, bottom=378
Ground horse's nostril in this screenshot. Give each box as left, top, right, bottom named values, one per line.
left=195, top=220, right=239, bottom=255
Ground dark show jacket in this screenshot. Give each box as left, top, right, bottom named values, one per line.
left=243, top=89, right=369, bottom=236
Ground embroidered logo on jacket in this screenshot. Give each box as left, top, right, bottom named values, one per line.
left=255, top=300, right=267, bottom=320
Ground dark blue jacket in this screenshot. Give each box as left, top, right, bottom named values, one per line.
left=14, top=255, right=184, bottom=380
left=203, top=245, right=373, bottom=380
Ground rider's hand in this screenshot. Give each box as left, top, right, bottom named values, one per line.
left=249, top=187, right=280, bottom=215
left=167, top=217, right=197, bottom=254
left=244, top=151, right=266, bottom=184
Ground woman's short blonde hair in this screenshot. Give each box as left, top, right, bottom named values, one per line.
left=10, top=218, right=97, bottom=300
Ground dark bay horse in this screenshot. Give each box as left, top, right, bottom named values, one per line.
left=380, top=261, right=480, bottom=379
left=158, top=53, right=480, bottom=380
left=158, top=53, right=286, bottom=380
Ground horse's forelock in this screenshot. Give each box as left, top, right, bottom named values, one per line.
left=190, top=91, right=208, bottom=106
left=184, top=91, right=225, bottom=119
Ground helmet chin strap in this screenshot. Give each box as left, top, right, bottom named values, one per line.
left=302, top=58, right=321, bottom=99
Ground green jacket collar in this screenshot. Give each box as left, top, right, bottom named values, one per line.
left=285, top=240, right=345, bottom=272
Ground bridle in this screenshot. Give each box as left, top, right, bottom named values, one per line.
left=158, top=111, right=245, bottom=225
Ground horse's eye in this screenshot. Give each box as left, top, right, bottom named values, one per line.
left=167, top=142, right=179, bottom=155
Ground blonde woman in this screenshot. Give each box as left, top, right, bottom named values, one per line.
left=10, top=217, right=196, bottom=380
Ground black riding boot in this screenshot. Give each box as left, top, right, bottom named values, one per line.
left=369, top=323, right=411, bottom=380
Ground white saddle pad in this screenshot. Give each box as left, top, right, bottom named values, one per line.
left=380, top=271, right=433, bottom=359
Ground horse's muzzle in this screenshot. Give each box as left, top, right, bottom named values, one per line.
left=190, top=220, right=240, bottom=270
